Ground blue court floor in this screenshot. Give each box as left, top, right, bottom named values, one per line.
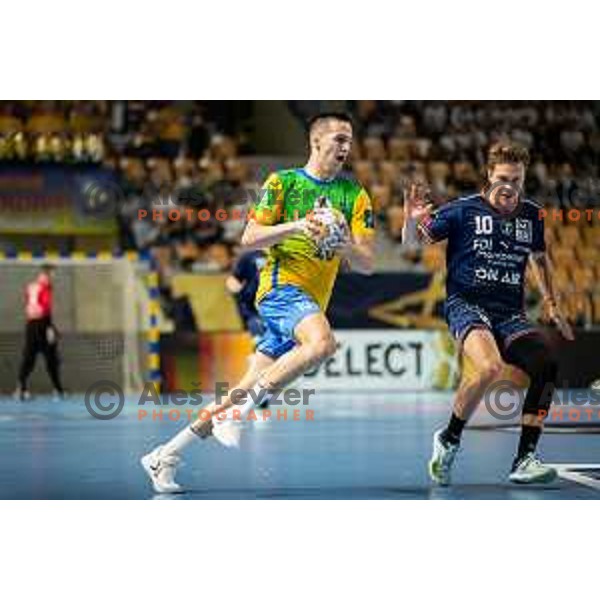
left=1, top=392, right=600, bottom=499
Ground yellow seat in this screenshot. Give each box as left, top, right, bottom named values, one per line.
left=352, top=160, right=376, bottom=187
left=422, top=245, right=445, bottom=271
left=593, top=294, right=600, bottom=323
left=363, top=137, right=386, bottom=161
left=551, top=246, right=575, bottom=266
left=0, top=115, right=22, bottom=134
left=572, top=267, right=595, bottom=292
left=379, top=161, right=399, bottom=187
left=388, top=138, right=411, bottom=161
left=558, top=226, right=581, bottom=247
left=369, top=184, right=391, bottom=213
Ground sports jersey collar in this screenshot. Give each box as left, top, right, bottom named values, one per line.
left=297, top=168, right=336, bottom=185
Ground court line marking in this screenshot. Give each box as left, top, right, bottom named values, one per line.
left=548, top=463, right=600, bottom=491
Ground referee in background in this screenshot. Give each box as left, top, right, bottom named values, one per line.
left=15, top=264, right=65, bottom=400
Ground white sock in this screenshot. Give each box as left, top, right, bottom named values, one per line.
left=244, top=382, right=273, bottom=416
left=162, top=425, right=198, bottom=455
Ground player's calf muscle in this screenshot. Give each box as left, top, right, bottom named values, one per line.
left=454, top=374, right=491, bottom=418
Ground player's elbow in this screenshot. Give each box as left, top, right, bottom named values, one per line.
left=240, top=224, right=257, bottom=248
left=225, top=276, right=242, bottom=295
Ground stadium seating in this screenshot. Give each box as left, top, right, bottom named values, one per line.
left=2, top=100, right=599, bottom=326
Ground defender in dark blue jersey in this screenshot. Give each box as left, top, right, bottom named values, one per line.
left=226, top=248, right=267, bottom=341
left=403, top=142, right=574, bottom=486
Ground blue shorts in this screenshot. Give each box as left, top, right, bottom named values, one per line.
left=255, top=285, right=322, bottom=359
left=445, top=294, right=538, bottom=351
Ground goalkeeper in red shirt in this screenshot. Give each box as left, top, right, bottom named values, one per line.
left=16, top=264, right=64, bottom=400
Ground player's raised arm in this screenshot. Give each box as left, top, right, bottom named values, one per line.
left=403, top=180, right=456, bottom=246
left=528, top=251, right=575, bottom=341
left=402, top=180, right=432, bottom=244
left=338, top=189, right=375, bottom=274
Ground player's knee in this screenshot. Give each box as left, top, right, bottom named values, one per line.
left=307, top=334, right=337, bottom=362
left=478, top=359, right=504, bottom=383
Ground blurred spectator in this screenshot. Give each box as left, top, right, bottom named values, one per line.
left=3, top=100, right=600, bottom=326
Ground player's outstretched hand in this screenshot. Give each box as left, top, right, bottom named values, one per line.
left=403, top=179, right=431, bottom=221
left=545, top=299, right=575, bottom=341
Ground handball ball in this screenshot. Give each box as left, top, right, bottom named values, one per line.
left=308, top=207, right=349, bottom=258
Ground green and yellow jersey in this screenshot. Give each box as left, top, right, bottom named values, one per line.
left=250, top=168, right=375, bottom=310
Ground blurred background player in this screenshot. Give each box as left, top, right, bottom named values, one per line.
left=403, top=141, right=574, bottom=486
left=15, top=264, right=65, bottom=400
left=141, top=112, right=375, bottom=493
left=226, top=247, right=267, bottom=343
left=226, top=247, right=269, bottom=407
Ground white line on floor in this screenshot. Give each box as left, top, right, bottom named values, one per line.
left=548, top=464, right=600, bottom=491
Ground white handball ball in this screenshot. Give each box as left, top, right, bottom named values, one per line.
left=308, top=207, right=349, bottom=259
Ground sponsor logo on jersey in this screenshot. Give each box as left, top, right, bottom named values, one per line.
left=501, top=221, right=514, bottom=237
left=515, top=218, right=533, bottom=243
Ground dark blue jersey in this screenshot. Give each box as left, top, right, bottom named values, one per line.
left=419, top=194, right=545, bottom=314
left=232, top=250, right=267, bottom=320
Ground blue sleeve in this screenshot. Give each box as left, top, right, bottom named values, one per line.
left=233, top=254, right=251, bottom=282
left=418, top=202, right=457, bottom=243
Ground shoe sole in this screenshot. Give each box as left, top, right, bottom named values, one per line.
left=509, top=469, right=558, bottom=485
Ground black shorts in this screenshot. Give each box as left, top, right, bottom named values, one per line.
left=24, top=318, right=58, bottom=352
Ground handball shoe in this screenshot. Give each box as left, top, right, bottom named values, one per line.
left=509, top=453, right=557, bottom=484
left=428, top=428, right=460, bottom=486
left=141, top=446, right=183, bottom=494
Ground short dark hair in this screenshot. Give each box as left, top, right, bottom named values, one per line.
left=306, top=112, right=354, bottom=135
left=40, top=263, right=55, bottom=273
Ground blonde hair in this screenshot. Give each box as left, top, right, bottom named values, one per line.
left=482, top=141, right=530, bottom=191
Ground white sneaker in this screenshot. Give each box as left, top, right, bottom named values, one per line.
left=212, top=416, right=242, bottom=448
left=509, top=453, right=557, bottom=484
left=428, top=428, right=460, bottom=486
left=141, top=446, right=183, bottom=494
